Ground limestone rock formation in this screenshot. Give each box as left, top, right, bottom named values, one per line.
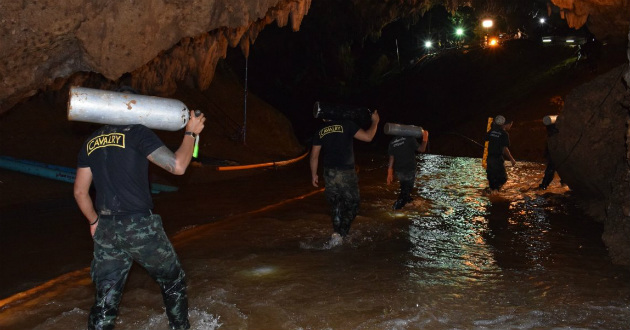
left=549, top=65, right=630, bottom=265
left=550, top=0, right=630, bottom=44
left=0, top=0, right=311, bottom=112
left=1, top=0, right=628, bottom=114
left=545, top=0, right=630, bottom=265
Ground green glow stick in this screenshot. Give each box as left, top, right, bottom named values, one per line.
left=192, top=110, right=202, bottom=159
left=193, top=135, right=199, bottom=158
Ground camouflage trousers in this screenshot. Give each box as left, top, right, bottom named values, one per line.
left=323, top=168, right=360, bottom=237
left=89, top=213, right=189, bottom=330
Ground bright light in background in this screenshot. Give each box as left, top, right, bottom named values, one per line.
left=488, top=38, right=499, bottom=47
left=482, top=19, right=493, bottom=28
left=424, top=41, right=433, bottom=48
left=539, top=18, right=546, bottom=24
left=455, top=28, right=464, bottom=36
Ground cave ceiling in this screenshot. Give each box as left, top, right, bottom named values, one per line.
left=0, top=0, right=628, bottom=113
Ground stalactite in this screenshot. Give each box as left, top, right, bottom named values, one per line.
left=125, top=0, right=311, bottom=95
left=0, top=0, right=313, bottom=112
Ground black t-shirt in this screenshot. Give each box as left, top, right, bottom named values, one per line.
left=485, top=126, right=510, bottom=158
left=312, top=120, right=360, bottom=170
left=77, top=125, right=164, bottom=215
left=388, top=136, right=420, bottom=172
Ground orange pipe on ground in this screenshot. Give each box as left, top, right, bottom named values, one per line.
left=216, top=150, right=309, bottom=171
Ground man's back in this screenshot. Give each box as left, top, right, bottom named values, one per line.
left=78, top=124, right=163, bottom=215
left=388, top=136, right=420, bottom=172
left=486, top=126, right=509, bottom=158
left=313, top=120, right=360, bottom=170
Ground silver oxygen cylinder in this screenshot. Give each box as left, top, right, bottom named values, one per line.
left=68, top=86, right=189, bottom=131
left=543, top=115, right=557, bottom=126
left=383, top=122, right=424, bottom=138
left=313, top=101, right=373, bottom=126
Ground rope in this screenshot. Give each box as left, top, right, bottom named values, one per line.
left=443, top=131, right=485, bottom=148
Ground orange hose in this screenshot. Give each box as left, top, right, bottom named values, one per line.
left=216, top=150, right=309, bottom=171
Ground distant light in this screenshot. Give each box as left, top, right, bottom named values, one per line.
left=566, top=39, right=575, bottom=43
left=456, top=28, right=464, bottom=36
left=424, top=41, right=433, bottom=48
left=488, top=38, right=499, bottom=46
left=542, top=38, right=552, bottom=43
left=482, top=19, right=493, bottom=28
left=539, top=18, right=546, bottom=24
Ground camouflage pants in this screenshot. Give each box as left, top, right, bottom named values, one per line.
left=323, top=168, right=360, bottom=237
left=89, top=213, right=189, bottom=330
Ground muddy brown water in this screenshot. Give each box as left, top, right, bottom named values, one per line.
left=0, top=154, right=628, bottom=330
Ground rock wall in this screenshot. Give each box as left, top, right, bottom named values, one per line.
left=550, top=0, right=630, bottom=44
left=0, top=0, right=311, bottom=112
left=549, top=61, right=630, bottom=266
left=547, top=0, right=630, bottom=265
left=2, top=0, right=628, bottom=114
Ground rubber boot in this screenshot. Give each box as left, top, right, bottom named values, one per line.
left=161, top=275, right=190, bottom=330
left=88, top=280, right=124, bottom=330
left=332, top=205, right=342, bottom=234
left=393, top=198, right=406, bottom=210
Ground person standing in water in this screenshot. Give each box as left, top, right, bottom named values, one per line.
left=310, top=110, right=380, bottom=246
left=386, top=129, right=429, bottom=209
left=484, top=115, right=516, bottom=193
left=539, top=122, right=561, bottom=190
left=73, top=87, right=205, bottom=330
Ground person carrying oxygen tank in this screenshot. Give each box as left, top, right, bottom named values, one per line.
left=310, top=103, right=380, bottom=247
left=385, top=123, right=429, bottom=210
left=73, top=86, right=205, bottom=330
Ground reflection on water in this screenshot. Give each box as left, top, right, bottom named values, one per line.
left=407, top=155, right=495, bottom=281
left=1, top=154, right=629, bottom=330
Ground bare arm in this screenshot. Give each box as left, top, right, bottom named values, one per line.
left=387, top=155, right=395, bottom=184
left=503, top=146, right=516, bottom=166
left=417, top=130, right=429, bottom=153
left=310, top=145, right=321, bottom=187
left=148, top=110, right=206, bottom=175
left=74, top=167, right=99, bottom=236
left=353, top=110, right=380, bottom=142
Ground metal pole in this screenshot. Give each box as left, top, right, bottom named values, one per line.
left=243, top=55, right=248, bottom=145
